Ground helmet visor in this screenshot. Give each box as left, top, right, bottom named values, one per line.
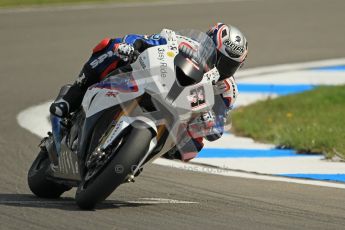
left=216, top=51, right=241, bottom=79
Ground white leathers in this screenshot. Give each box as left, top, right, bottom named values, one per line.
left=214, top=77, right=239, bottom=109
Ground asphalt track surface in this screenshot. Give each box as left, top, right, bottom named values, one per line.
left=1, top=0, right=345, bottom=229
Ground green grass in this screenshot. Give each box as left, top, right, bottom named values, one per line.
left=0, top=0, right=153, bottom=8
left=231, top=85, right=345, bottom=159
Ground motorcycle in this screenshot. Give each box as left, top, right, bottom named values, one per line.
left=27, top=29, right=226, bottom=209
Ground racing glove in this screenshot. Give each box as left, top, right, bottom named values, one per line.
left=133, top=39, right=154, bottom=53
left=115, top=43, right=135, bottom=62
left=204, top=77, right=239, bottom=141
left=214, top=76, right=239, bottom=109
left=187, top=111, right=218, bottom=139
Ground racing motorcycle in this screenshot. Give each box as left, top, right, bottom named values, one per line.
left=28, top=29, right=226, bottom=209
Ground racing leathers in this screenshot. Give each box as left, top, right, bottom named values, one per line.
left=167, top=76, right=238, bottom=161
left=50, top=34, right=167, bottom=118
left=50, top=32, right=238, bottom=161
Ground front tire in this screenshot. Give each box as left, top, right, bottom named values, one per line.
left=75, top=125, right=153, bottom=210
left=28, top=148, right=70, bottom=198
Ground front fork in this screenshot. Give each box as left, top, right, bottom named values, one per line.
left=87, top=99, right=160, bottom=182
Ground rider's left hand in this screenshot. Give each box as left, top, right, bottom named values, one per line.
left=115, top=43, right=135, bottom=62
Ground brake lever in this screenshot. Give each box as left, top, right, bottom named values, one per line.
left=129, top=50, right=140, bottom=63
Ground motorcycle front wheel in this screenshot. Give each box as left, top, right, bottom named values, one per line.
left=75, top=123, right=153, bottom=210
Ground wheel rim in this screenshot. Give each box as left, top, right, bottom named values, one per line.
left=80, top=135, right=126, bottom=191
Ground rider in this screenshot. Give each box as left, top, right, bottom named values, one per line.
left=165, top=23, right=248, bottom=160
left=50, top=23, right=248, bottom=161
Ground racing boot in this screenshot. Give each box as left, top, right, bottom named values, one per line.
left=163, top=137, right=204, bottom=162
left=50, top=84, right=84, bottom=118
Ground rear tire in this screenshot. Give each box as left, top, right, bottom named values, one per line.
left=75, top=125, right=153, bottom=210
left=28, top=148, right=70, bottom=198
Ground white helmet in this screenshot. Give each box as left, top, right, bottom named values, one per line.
left=207, top=23, right=248, bottom=80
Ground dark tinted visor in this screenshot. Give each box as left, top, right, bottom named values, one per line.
left=174, top=53, right=204, bottom=87
left=216, top=51, right=241, bottom=80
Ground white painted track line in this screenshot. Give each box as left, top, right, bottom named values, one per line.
left=155, top=158, right=345, bottom=189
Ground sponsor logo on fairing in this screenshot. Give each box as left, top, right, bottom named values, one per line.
left=157, top=47, right=165, bottom=61
left=204, top=68, right=220, bottom=82
left=164, top=29, right=178, bottom=51
left=105, top=91, right=119, bottom=97
left=188, top=86, right=206, bottom=109
left=92, top=78, right=138, bottom=92
left=160, top=62, right=168, bottom=78
left=157, top=48, right=168, bottom=78
left=139, top=57, right=147, bottom=69
left=177, top=35, right=196, bottom=45
left=167, top=51, right=175, bottom=58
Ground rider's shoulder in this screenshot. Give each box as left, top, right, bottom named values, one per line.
left=92, top=37, right=122, bottom=53
left=92, top=38, right=111, bottom=53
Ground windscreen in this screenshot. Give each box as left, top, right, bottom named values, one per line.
left=176, top=29, right=217, bottom=71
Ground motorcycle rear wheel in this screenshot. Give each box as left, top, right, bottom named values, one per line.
left=28, top=148, right=71, bottom=198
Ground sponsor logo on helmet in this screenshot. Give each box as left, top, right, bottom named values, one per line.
left=235, top=36, right=241, bottom=43
left=223, top=39, right=245, bottom=56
